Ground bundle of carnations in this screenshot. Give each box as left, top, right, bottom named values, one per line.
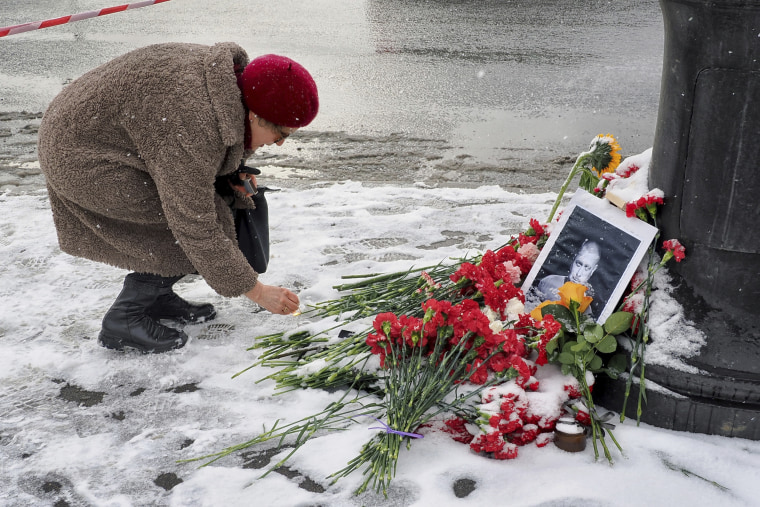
left=189, top=135, right=685, bottom=495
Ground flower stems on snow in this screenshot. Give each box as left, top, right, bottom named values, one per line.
left=182, top=389, right=384, bottom=469
left=241, top=257, right=481, bottom=394
left=245, top=328, right=378, bottom=394
left=314, top=259, right=475, bottom=320
left=330, top=324, right=495, bottom=495
left=202, top=135, right=683, bottom=494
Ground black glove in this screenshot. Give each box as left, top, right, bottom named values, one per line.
left=237, top=164, right=262, bottom=176
left=236, top=165, right=261, bottom=194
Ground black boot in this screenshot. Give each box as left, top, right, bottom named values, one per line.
left=98, top=273, right=189, bottom=353
left=147, top=287, right=217, bottom=324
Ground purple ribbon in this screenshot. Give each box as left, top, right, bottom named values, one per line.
left=367, top=417, right=424, bottom=439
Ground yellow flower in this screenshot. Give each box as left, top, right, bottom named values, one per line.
left=530, top=300, right=556, bottom=321
left=558, top=282, right=593, bottom=313
left=531, top=282, right=594, bottom=321
left=590, top=133, right=622, bottom=177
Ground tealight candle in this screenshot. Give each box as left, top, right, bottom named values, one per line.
left=554, top=419, right=587, bottom=452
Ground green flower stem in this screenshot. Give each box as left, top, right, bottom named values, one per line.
left=332, top=265, right=438, bottom=291
left=606, top=425, right=623, bottom=453
left=310, top=259, right=476, bottom=323
left=547, top=152, right=591, bottom=222
left=567, top=303, right=619, bottom=463
left=578, top=366, right=616, bottom=463
left=328, top=326, right=498, bottom=496
left=620, top=230, right=659, bottom=424
left=638, top=355, right=647, bottom=421
left=182, top=391, right=383, bottom=468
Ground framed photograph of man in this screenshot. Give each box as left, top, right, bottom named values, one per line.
left=522, top=190, right=659, bottom=324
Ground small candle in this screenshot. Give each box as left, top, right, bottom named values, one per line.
left=554, top=420, right=587, bottom=453
left=555, top=421, right=584, bottom=434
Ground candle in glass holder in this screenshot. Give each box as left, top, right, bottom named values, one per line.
left=553, top=419, right=587, bottom=452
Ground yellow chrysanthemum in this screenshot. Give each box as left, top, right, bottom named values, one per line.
left=590, top=133, right=622, bottom=177
left=558, top=281, right=593, bottom=313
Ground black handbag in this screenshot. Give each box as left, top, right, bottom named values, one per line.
left=215, top=164, right=273, bottom=274
left=234, top=186, right=272, bottom=274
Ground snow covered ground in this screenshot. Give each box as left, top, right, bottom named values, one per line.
left=2, top=181, right=759, bottom=507
left=1, top=2, right=757, bottom=505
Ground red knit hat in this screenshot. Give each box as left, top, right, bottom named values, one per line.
left=237, top=54, right=319, bottom=128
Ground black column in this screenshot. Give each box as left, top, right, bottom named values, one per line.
left=597, top=0, right=760, bottom=440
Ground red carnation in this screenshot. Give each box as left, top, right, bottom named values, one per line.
left=466, top=359, right=489, bottom=385
left=509, top=424, right=539, bottom=446
left=535, top=432, right=554, bottom=448
left=663, top=239, right=686, bottom=262
left=493, top=442, right=519, bottom=460
left=444, top=417, right=474, bottom=444
left=518, top=218, right=547, bottom=246
left=470, top=430, right=505, bottom=454
left=575, top=407, right=591, bottom=426
left=498, top=415, right=524, bottom=435
left=618, top=163, right=640, bottom=178
left=563, top=382, right=583, bottom=399
left=625, top=192, right=664, bottom=219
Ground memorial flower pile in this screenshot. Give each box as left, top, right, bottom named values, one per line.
left=191, top=135, right=685, bottom=495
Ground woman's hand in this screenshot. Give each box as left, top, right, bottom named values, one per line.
left=229, top=173, right=258, bottom=197
left=245, top=281, right=300, bottom=315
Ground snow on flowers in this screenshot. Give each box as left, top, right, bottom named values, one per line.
left=443, top=363, right=591, bottom=460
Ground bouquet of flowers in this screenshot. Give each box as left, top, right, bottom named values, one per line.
left=189, top=135, right=686, bottom=495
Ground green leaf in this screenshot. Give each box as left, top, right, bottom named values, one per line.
left=596, top=334, right=618, bottom=354
left=604, top=311, right=634, bottom=335
left=561, top=341, right=577, bottom=354
left=545, top=336, right=559, bottom=355
left=607, top=353, right=628, bottom=374
left=578, top=169, right=602, bottom=193
left=542, top=304, right=574, bottom=327
left=558, top=352, right=576, bottom=365
left=589, top=354, right=603, bottom=371
left=571, top=341, right=589, bottom=353
left=584, top=324, right=604, bottom=343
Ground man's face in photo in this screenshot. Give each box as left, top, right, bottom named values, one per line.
left=569, top=244, right=600, bottom=285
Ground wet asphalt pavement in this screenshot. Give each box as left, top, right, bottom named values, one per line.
left=0, top=0, right=664, bottom=193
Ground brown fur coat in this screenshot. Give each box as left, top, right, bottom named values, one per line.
left=38, top=42, right=258, bottom=297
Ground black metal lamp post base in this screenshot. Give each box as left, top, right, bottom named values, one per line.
left=601, top=0, right=760, bottom=441
left=596, top=271, right=760, bottom=440
left=595, top=374, right=760, bottom=440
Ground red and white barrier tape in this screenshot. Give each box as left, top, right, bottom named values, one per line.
left=0, top=0, right=172, bottom=38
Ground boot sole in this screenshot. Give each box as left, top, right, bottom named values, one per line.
left=147, top=309, right=217, bottom=325
left=98, top=331, right=188, bottom=354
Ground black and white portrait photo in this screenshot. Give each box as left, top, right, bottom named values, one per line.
left=523, top=190, right=659, bottom=324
